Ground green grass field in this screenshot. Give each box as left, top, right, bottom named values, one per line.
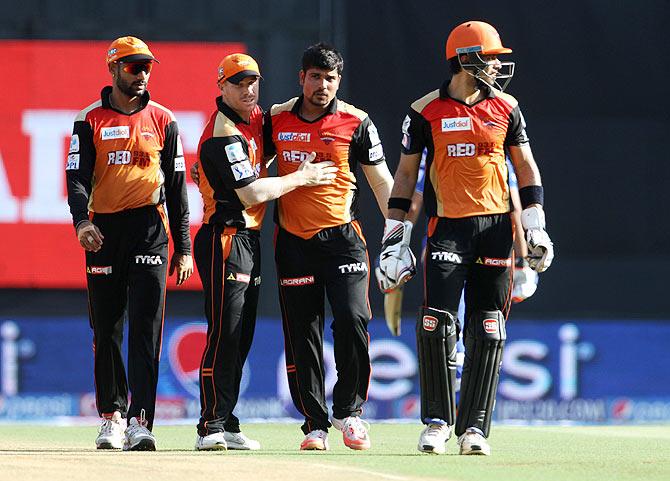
left=1, top=423, right=669, bottom=481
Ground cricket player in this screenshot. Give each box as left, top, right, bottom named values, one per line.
left=66, top=36, right=193, bottom=451
left=376, top=21, right=554, bottom=455
left=264, top=43, right=393, bottom=451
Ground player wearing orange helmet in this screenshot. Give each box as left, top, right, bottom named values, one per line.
left=376, top=21, right=554, bottom=455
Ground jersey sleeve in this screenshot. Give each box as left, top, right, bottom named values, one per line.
left=351, top=116, right=385, bottom=166
left=65, top=120, right=96, bottom=229
left=262, top=111, right=277, bottom=158
left=400, top=108, right=428, bottom=155
left=160, top=120, right=192, bottom=255
left=200, top=135, right=258, bottom=191
left=505, top=105, right=530, bottom=146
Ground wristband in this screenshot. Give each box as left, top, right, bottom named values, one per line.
left=388, top=197, right=411, bottom=213
left=519, top=185, right=544, bottom=209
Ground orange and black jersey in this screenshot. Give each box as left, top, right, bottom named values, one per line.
left=66, top=86, right=191, bottom=254
left=196, top=97, right=266, bottom=229
left=402, top=81, right=529, bottom=219
left=264, top=96, right=384, bottom=239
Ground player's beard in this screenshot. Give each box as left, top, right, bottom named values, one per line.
left=116, top=75, right=147, bottom=98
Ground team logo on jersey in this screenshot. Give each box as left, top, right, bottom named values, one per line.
left=101, top=126, right=130, bottom=140
left=441, top=117, right=471, bottom=132
left=231, top=160, right=254, bottom=181
left=483, top=318, right=498, bottom=334
left=66, top=154, right=80, bottom=170
left=423, top=315, right=438, bottom=332
left=278, top=132, right=310, bottom=142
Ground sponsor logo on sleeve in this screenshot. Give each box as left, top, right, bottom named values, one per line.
left=66, top=154, right=80, bottom=170
left=231, top=160, right=254, bottom=181
left=176, top=135, right=184, bottom=156
left=368, top=122, right=381, bottom=145
left=249, top=137, right=258, bottom=153
left=225, top=141, right=246, bottom=163
left=280, top=275, right=315, bottom=287
left=101, top=126, right=130, bottom=140
left=174, top=157, right=185, bottom=172
left=422, top=315, right=438, bottom=332
left=68, top=134, right=79, bottom=153
left=441, top=117, right=471, bottom=132
left=483, top=318, right=499, bottom=333
left=277, top=132, right=311, bottom=142
left=401, top=115, right=411, bottom=135
left=368, top=144, right=384, bottom=162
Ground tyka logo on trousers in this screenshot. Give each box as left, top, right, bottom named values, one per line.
left=135, top=255, right=162, bottom=265
left=338, top=262, right=368, bottom=274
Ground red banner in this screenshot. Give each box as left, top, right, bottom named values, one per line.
left=0, top=40, right=247, bottom=289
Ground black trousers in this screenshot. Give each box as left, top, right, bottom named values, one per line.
left=276, top=222, right=371, bottom=434
left=86, top=205, right=169, bottom=430
left=194, top=224, right=260, bottom=436
left=423, top=214, right=513, bottom=422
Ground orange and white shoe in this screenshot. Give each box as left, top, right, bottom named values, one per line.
left=300, top=429, right=329, bottom=450
left=331, top=416, right=371, bottom=450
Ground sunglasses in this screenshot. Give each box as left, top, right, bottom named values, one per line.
left=119, top=61, right=153, bottom=75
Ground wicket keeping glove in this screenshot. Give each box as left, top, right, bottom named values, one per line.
left=521, top=206, right=554, bottom=273
left=375, top=219, right=416, bottom=293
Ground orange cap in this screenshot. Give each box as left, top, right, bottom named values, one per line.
left=445, top=21, right=512, bottom=60
left=217, top=53, right=261, bottom=85
left=106, top=36, right=158, bottom=64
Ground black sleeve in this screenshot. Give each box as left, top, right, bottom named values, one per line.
left=350, top=116, right=385, bottom=166
left=65, top=120, right=96, bottom=229
left=262, top=110, right=276, bottom=158
left=400, top=108, right=429, bottom=155
left=161, top=120, right=192, bottom=255
left=505, top=105, right=530, bottom=146
left=200, top=135, right=258, bottom=191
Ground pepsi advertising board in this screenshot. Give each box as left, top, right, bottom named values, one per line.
left=1, top=316, right=670, bottom=423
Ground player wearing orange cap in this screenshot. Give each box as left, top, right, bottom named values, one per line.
left=376, top=21, right=554, bottom=455
left=66, top=36, right=193, bottom=451
left=192, top=53, right=337, bottom=451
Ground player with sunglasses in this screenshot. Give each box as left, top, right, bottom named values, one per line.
left=66, top=36, right=193, bottom=451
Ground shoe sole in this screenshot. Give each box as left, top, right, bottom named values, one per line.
left=126, top=439, right=156, bottom=451
left=344, top=441, right=371, bottom=451
left=227, top=444, right=258, bottom=450
left=196, top=444, right=227, bottom=451
left=460, top=446, right=490, bottom=456
left=96, top=442, right=122, bottom=450
left=300, top=443, right=328, bottom=451
left=418, top=444, right=445, bottom=455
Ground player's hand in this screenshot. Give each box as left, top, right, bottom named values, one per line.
left=170, top=253, right=193, bottom=286
left=375, top=219, right=416, bottom=293
left=190, top=162, right=200, bottom=185
left=297, top=152, right=337, bottom=186
left=76, top=220, right=104, bottom=252
left=521, top=206, right=554, bottom=273
left=512, top=258, right=539, bottom=303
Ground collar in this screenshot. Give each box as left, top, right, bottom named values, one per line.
left=101, top=86, right=151, bottom=113
left=438, top=79, right=496, bottom=102
left=216, top=96, right=249, bottom=125
left=290, top=95, right=338, bottom=121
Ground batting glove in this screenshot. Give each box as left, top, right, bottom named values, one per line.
left=512, top=258, right=539, bottom=303
left=521, top=206, right=554, bottom=273
left=375, top=219, right=416, bottom=293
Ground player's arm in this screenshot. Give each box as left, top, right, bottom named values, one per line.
left=66, top=119, right=104, bottom=252
left=161, top=120, right=193, bottom=285
left=506, top=105, right=554, bottom=272
left=235, top=153, right=336, bottom=207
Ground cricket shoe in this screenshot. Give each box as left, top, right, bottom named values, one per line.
left=458, top=427, right=491, bottom=456
left=195, top=432, right=227, bottom=451
left=123, top=409, right=156, bottom=451
left=95, top=411, right=125, bottom=449
left=331, top=416, right=371, bottom=450
left=417, top=422, right=451, bottom=454
left=300, top=429, right=329, bottom=451
left=224, top=431, right=260, bottom=450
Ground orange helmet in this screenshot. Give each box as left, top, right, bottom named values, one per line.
left=445, top=21, right=512, bottom=60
